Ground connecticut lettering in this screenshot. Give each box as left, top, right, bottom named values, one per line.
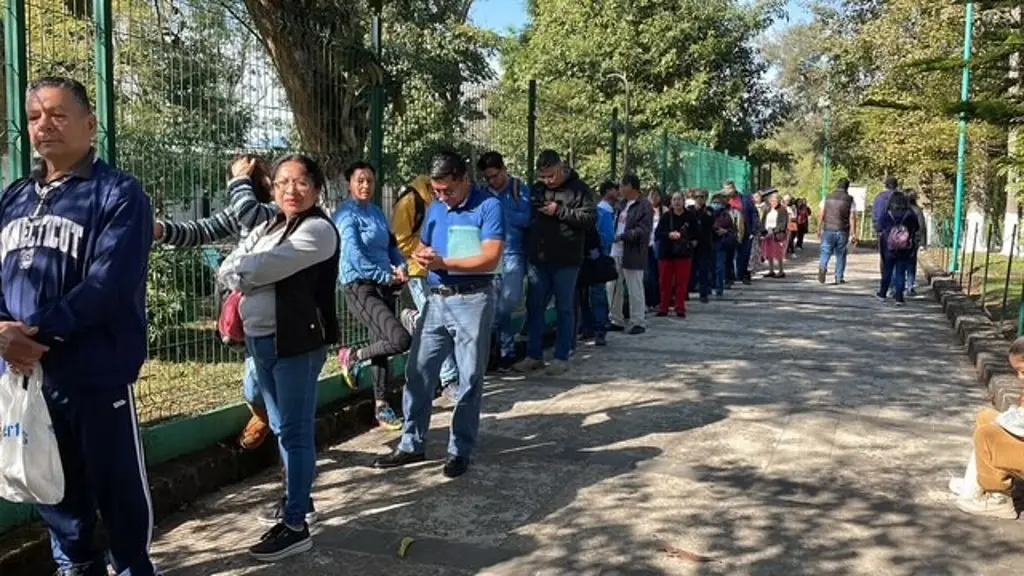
left=0, top=215, right=85, bottom=262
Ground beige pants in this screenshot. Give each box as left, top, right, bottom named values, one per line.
left=975, top=408, right=1024, bottom=493
left=607, top=254, right=646, bottom=329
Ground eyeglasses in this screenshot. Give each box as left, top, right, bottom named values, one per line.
left=273, top=179, right=312, bottom=192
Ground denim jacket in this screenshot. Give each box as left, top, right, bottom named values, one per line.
left=334, top=199, right=406, bottom=285
left=490, top=177, right=531, bottom=255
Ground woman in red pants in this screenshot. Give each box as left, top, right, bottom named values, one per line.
left=654, top=192, right=698, bottom=317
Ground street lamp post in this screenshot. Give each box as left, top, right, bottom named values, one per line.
left=820, top=70, right=832, bottom=203
left=607, top=72, right=630, bottom=174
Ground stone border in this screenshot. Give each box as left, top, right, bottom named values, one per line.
left=923, top=260, right=1022, bottom=411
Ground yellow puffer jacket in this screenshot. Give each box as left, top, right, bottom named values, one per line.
left=390, top=175, right=434, bottom=278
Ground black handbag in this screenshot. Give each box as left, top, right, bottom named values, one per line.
left=580, top=254, right=618, bottom=287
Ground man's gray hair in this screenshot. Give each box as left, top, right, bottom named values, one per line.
left=27, top=76, right=93, bottom=114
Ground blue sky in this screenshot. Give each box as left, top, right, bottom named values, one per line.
left=469, top=0, right=812, bottom=34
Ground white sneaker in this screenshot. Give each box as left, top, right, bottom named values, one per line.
left=954, top=491, right=1019, bottom=520
left=513, top=357, right=545, bottom=373
left=948, top=477, right=964, bottom=496
left=544, top=359, right=570, bottom=376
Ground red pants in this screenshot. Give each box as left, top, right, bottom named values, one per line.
left=658, top=258, right=692, bottom=315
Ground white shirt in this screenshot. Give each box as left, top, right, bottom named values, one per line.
left=611, top=199, right=635, bottom=258
left=765, top=209, right=779, bottom=232
left=650, top=209, right=661, bottom=246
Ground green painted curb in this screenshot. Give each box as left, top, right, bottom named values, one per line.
left=0, top=305, right=552, bottom=534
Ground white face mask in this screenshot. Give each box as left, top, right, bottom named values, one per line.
left=684, top=198, right=696, bottom=208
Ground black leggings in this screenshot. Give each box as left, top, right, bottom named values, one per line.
left=343, top=282, right=412, bottom=402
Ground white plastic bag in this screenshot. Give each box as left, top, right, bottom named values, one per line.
left=0, top=365, right=65, bottom=504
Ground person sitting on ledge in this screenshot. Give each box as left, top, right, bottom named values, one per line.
left=949, top=337, right=1024, bottom=519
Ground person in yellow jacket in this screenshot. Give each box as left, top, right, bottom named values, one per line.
left=393, top=176, right=459, bottom=399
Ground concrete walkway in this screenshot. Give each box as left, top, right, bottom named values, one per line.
left=150, top=246, right=1024, bottom=575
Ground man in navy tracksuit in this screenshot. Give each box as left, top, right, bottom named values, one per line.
left=0, top=77, right=155, bottom=575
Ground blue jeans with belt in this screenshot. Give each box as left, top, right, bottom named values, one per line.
left=819, top=230, right=849, bottom=281
left=400, top=281, right=497, bottom=458
left=246, top=336, right=325, bottom=527
left=408, top=277, right=459, bottom=384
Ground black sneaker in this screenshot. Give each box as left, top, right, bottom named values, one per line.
left=699, top=295, right=709, bottom=303
left=249, top=522, right=312, bottom=562
left=818, top=268, right=826, bottom=284
left=627, top=325, right=646, bottom=335
left=258, top=497, right=318, bottom=527
left=607, top=323, right=625, bottom=332
left=372, top=449, right=426, bottom=469
left=594, top=333, right=607, bottom=346
left=908, top=288, right=918, bottom=296
left=495, top=356, right=516, bottom=373
left=443, top=455, right=470, bottom=478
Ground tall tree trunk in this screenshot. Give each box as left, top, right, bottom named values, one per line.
left=242, top=0, right=384, bottom=178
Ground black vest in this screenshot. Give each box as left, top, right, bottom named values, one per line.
left=273, top=207, right=340, bottom=358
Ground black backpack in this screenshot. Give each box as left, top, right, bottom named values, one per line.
left=395, top=185, right=427, bottom=235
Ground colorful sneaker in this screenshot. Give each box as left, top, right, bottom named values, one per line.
left=249, top=522, right=312, bottom=562
left=954, top=491, right=1019, bottom=519
left=400, top=308, right=419, bottom=335
left=337, top=347, right=359, bottom=389
left=376, top=405, right=403, bottom=430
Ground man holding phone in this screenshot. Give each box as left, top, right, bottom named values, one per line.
left=372, top=152, right=504, bottom=479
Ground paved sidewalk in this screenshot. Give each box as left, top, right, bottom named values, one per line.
left=150, top=246, right=1024, bottom=575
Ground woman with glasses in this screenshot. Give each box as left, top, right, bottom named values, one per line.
left=334, top=161, right=411, bottom=430
left=218, top=154, right=340, bottom=561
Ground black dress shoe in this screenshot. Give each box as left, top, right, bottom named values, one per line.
left=442, top=455, right=470, bottom=478
left=372, top=449, right=426, bottom=469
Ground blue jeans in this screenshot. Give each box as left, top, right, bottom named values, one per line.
left=242, top=356, right=264, bottom=409
left=587, top=282, right=609, bottom=336
left=819, top=230, right=849, bottom=281
left=408, top=277, right=459, bottom=384
left=246, top=336, right=325, bottom=527
left=714, top=245, right=728, bottom=295
left=644, top=247, right=660, bottom=308
left=879, top=254, right=910, bottom=299
left=907, top=249, right=918, bottom=290
left=400, top=285, right=496, bottom=457
left=527, top=263, right=580, bottom=361
left=494, top=253, right=527, bottom=360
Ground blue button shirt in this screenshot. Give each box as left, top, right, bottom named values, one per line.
left=334, top=199, right=405, bottom=285
left=421, top=185, right=505, bottom=286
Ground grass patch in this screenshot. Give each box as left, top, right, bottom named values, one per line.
left=135, top=344, right=343, bottom=425
left=923, top=249, right=1024, bottom=337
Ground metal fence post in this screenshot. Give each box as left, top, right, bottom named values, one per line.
left=980, top=223, right=995, bottom=309
left=609, top=107, right=619, bottom=181
left=960, top=222, right=972, bottom=287
left=369, top=11, right=384, bottom=204
left=526, top=79, right=536, bottom=185
left=5, top=0, right=30, bottom=180
left=94, top=0, right=116, bottom=165
left=1000, top=224, right=1017, bottom=325
left=967, top=225, right=979, bottom=295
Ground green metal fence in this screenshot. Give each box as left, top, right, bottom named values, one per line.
left=2, top=1, right=753, bottom=425
left=657, top=134, right=753, bottom=194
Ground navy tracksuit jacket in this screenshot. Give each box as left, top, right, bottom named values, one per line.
left=0, top=155, right=156, bottom=575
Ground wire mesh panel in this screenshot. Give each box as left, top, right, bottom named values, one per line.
left=660, top=135, right=753, bottom=194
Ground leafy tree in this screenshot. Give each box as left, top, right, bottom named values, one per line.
left=490, top=0, right=785, bottom=187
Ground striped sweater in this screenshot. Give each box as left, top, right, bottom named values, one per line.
left=156, top=177, right=278, bottom=247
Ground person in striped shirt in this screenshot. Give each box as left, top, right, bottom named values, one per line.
left=153, top=156, right=278, bottom=450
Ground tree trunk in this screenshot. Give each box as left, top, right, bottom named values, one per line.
left=242, top=0, right=384, bottom=179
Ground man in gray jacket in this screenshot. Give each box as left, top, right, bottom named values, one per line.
left=608, top=174, right=653, bottom=334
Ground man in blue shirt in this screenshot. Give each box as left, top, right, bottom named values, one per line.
left=477, top=151, right=531, bottom=371
left=0, top=77, right=156, bottom=575
left=372, top=152, right=504, bottom=479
